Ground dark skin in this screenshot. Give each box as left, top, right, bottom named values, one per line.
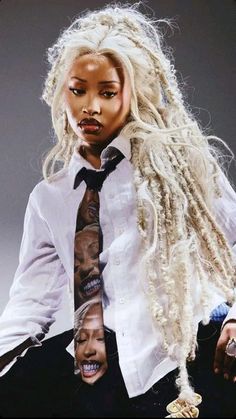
left=63, top=53, right=131, bottom=169
left=74, top=229, right=100, bottom=306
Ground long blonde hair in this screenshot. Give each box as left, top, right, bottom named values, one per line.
left=41, top=2, right=235, bottom=404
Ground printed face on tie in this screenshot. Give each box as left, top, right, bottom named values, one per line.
left=74, top=227, right=101, bottom=305
left=63, top=53, right=131, bottom=150
left=77, top=188, right=99, bottom=230
left=75, top=302, right=108, bottom=384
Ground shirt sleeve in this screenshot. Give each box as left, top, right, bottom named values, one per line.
left=213, top=170, right=236, bottom=325
left=0, top=192, right=69, bottom=373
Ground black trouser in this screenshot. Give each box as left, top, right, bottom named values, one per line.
left=0, top=322, right=235, bottom=418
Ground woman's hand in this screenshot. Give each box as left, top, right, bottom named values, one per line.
left=214, top=320, right=236, bottom=382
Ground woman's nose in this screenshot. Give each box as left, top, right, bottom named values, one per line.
left=84, top=340, right=96, bottom=357
left=82, top=97, right=101, bottom=115
left=82, top=108, right=99, bottom=116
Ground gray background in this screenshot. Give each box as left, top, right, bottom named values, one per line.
left=0, top=0, right=235, bottom=337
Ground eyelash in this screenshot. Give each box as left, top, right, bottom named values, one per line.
left=77, top=337, right=105, bottom=344
left=69, top=88, right=117, bottom=98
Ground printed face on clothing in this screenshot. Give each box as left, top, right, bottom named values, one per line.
left=63, top=53, right=131, bottom=150
left=74, top=226, right=101, bottom=305
left=77, top=188, right=99, bottom=230
left=75, top=302, right=107, bottom=384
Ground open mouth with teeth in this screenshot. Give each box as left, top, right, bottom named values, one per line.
left=79, top=275, right=102, bottom=298
left=80, top=361, right=101, bottom=377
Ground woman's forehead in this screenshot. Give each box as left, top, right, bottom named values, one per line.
left=82, top=313, right=103, bottom=330
left=75, top=229, right=98, bottom=241
left=67, top=53, right=124, bottom=82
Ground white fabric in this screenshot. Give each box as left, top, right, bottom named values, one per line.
left=0, top=133, right=236, bottom=397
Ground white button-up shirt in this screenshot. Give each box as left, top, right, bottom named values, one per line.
left=0, top=134, right=236, bottom=397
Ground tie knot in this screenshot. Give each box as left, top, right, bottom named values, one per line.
left=73, top=152, right=124, bottom=190
left=77, top=168, right=107, bottom=191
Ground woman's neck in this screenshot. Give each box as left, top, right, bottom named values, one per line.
left=79, top=144, right=103, bottom=169
left=79, top=137, right=116, bottom=169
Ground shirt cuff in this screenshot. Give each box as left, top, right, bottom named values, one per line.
left=221, top=302, right=236, bottom=330
left=0, top=334, right=42, bottom=377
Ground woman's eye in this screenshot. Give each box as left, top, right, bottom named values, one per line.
left=69, top=88, right=85, bottom=96
left=77, top=338, right=87, bottom=344
left=102, top=91, right=117, bottom=98
left=97, top=337, right=105, bottom=342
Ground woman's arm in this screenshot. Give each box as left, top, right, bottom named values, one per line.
left=0, top=192, right=69, bottom=375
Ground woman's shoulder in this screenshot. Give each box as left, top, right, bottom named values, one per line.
left=30, top=166, right=71, bottom=205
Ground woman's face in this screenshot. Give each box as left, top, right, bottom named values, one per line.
left=75, top=303, right=108, bottom=384
left=63, top=53, right=131, bottom=150
left=74, top=228, right=101, bottom=305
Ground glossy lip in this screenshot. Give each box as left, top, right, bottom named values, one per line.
left=78, top=118, right=103, bottom=127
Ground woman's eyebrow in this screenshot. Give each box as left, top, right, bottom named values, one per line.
left=71, top=77, right=87, bottom=82
left=70, top=76, right=120, bottom=84
left=98, top=80, right=121, bottom=85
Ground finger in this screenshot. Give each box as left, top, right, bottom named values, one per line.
left=214, top=339, right=226, bottom=374
left=223, top=354, right=235, bottom=380
left=228, top=364, right=236, bottom=382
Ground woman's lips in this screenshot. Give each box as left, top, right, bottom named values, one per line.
left=79, top=118, right=102, bottom=134
left=80, top=124, right=101, bottom=133
left=81, top=361, right=101, bottom=377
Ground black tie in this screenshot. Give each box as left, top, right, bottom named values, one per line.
left=73, top=151, right=124, bottom=385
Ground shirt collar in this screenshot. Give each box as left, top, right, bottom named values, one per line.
left=68, top=133, right=131, bottom=190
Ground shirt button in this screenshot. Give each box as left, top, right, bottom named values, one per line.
left=114, top=258, right=120, bottom=265
left=109, top=193, right=115, bottom=199
left=119, top=298, right=125, bottom=304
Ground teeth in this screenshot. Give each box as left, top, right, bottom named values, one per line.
left=83, top=363, right=100, bottom=372
left=84, top=278, right=100, bottom=292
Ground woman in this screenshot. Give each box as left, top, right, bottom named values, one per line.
left=0, top=3, right=236, bottom=417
